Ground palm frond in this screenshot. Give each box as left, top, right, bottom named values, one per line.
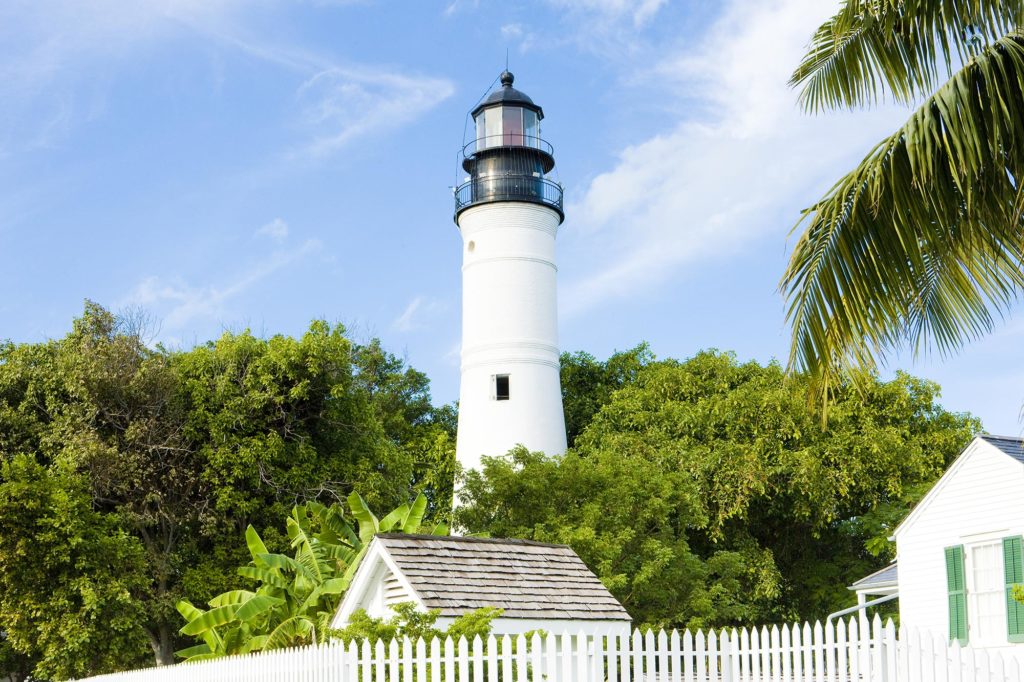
left=782, top=33, right=1024, bottom=409
left=792, top=0, right=1024, bottom=112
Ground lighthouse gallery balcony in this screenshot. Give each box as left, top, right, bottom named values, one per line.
left=454, top=134, right=564, bottom=220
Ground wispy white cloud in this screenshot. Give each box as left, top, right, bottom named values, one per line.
left=501, top=23, right=524, bottom=39
left=547, top=0, right=666, bottom=27
left=0, top=0, right=245, bottom=147
left=391, top=295, right=446, bottom=333
left=443, top=0, right=480, bottom=17
left=560, top=0, right=909, bottom=316
left=0, top=1, right=454, bottom=158
left=122, top=238, right=321, bottom=329
left=296, top=67, right=455, bottom=159
left=443, top=340, right=462, bottom=367
left=256, top=217, right=290, bottom=242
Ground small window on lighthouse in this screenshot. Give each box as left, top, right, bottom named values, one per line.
left=494, top=374, right=510, bottom=401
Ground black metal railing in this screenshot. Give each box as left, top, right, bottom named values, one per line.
left=454, top=175, right=564, bottom=218
left=461, top=135, right=555, bottom=159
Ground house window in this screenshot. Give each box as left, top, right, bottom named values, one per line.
left=494, top=374, right=510, bottom=401
left=967, top=541, right=1005, bottom=645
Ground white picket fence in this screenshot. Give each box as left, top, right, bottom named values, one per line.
left=80, top=617, right=1021, bottom=682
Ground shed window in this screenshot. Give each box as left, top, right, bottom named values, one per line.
left=967, top=541, right=1004, bottom=645
left=494, top=374, right=510, bottom=401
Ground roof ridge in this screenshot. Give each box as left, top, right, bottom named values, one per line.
left=980, top=433, right=1024, bottom=442
left=848, top=561, right=898, bottom=590
left=979, top=434, right=1024, bottom=464
left=375, top=533, right=572, bottom=550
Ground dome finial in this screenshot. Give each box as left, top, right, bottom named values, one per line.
left=500, top=70, right=514, bottom=87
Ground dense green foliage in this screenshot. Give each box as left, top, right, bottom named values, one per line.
left=457, top=350, right=978, bottom=630
left=0, top=456, right=151, bottom=679
left=331, top=602, right=502, bottom=646
left=560, top=344, right=653, bottom=447
left=0, top=304, right=981, bottom=679
left=781, top=0, right=1024, bottom=407
left=177, top=493, right=445, bottom=660
left=0, top=303, right=454, bottom=678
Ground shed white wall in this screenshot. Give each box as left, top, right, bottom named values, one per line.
left=895, top=439, right=1024, bottom=651
left=341, top=561, right=417, bottom=622
left=455, top=202, right=567, bottom=475
left=331, top=543, right=424, bottom=628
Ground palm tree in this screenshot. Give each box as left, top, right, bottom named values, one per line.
left=780, top=0, right=1024, bottom=409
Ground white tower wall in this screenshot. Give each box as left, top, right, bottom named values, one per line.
left=455, top=201, right=567, bottom=474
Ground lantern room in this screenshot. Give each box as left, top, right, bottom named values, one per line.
left=471, top=71, right=546, bottom=155
left=455, top=71, right=563, bottom=222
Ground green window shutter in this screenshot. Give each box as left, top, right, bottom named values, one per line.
left=1003, top=536, right=1024, bottom=643
left=945, top=545, right=968, bottom=645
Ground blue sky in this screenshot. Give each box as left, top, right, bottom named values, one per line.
left=1, top=0, right=1021, bottom=435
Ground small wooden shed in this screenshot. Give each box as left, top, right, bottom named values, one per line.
left=330, top=534, right=631, bottom=637
left=867, top=434, right=1024, bottom=652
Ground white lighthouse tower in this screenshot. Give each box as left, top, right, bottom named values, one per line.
left=453, top=71, right=568, bottom=474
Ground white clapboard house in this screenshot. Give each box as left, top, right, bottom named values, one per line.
left=331, top=534, right=631, bottom=637
left=849, top=434, right=1024, bottom=652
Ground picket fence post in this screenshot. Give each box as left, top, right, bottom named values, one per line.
left=750, top=626, right=762, bottom=682
left=669, top=628, right=681, bottom=682
left=683, top=629, right=694, bottom=682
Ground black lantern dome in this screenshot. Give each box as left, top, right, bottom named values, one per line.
left=471, top=71, right=543, bottom=117
left=454, top=71, right=563, bottom=222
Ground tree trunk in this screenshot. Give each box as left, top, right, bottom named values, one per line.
left=157, top=623, right=176, bottom=666
left=147, top=623, right=176, bottom=666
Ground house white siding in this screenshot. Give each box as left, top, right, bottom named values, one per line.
left=341, top=558, right=417, bottom=622
left=894, top=438, right=1024, bottom=652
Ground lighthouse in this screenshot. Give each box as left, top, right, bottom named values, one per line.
left=453, top=71, right=568, bottom=475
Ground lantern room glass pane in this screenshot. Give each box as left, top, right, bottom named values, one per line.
left=523, top=110, right=539, bottom=148
left=483, top=108, right=502, bottom=150
left=502, top=106, right=523, bottom=146
left=475, top=115, right=486, bottom=152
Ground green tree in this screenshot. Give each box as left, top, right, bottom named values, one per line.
left=0, top=456, right=150, bottom=679
left=781, top=1, right=1024, bottom=406
left=351, top=339, right=457, bottom=520
left=0, top=303, right=448, bottom=676
left=457, top=350, right=977, bottom=628
left=560, top=344, right=654, bottom=447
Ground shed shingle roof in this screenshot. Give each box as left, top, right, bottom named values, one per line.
left=848, top=562, right=898, bottom=591
left=376, top=534, right=631, bottom=622
left=981, top=434, right=1024, bottom=464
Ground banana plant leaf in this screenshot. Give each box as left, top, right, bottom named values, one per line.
left=264, top=616, right=314, bottom=650
left=347, top=491, right=380, bottom=543
left=180, top=603, right=240, bottom=636
left=379, top=503, right=410, bottom=532
left=174, top=643, right=212, bottom=659
left=238, top=565, right=290, bottom=590
left=234, top=594, right=284, bottom=622
left=208, top=590, right=256, bottom=607
left=403, top=493, right=428, bottom=532
left=245, top=525, right=270, bottom=565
